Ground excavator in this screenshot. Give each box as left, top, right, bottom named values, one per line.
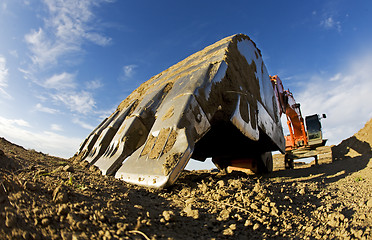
left=270, top=75, right=329, bottom=169
left=75, top=34, right=329, bottom=188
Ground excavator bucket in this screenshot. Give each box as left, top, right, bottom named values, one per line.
left=75, top=34, right=285, bottom=188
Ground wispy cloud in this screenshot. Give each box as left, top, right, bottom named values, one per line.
left=43, top=72, right=76, bottom=90
left=0, top=116, right=81, bottom=158
left=9, top=50, right=18, bottom=58
left=320, top=16, right=341, bottom=32
left=85, top=79, right=103, bottom=90
left=1, top=2, right=7, bottom=11
left=51, top=123, right=63, bottom=131
left=52, top=91, right=95, bottom=114
left=13, top=119, right=31, bottom=127
left=297, top=52, right=372, bottom=145
left=0, top=55, right=11, bottom=99
left=25, top=0, right=113, bottom=69
left=35, top=103, right=60, bottom=114
left=72, top=118, right=95, bottom=130
left=38, top=72, right=98, bottom=115
left=329, top=73, right=341, bottom=81
left=0, top=117, right=30, bottom=128
left=18, top=67, right=32, bottom=79
left=20, top=0, right=114, bottom=123
left=122, top=64, right=137, bottom=79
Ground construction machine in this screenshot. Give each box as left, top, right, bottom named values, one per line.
left=75, top=34, right=329, bottom=188
left=270, top=75, right=329, bottom=169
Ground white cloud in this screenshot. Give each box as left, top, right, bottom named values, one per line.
left=329, top=73, right=341, bottom=81
left=0, top=117, right=30, bottom=128
left=84, top=32, right=112, bottom=46
left=52, top=91, right=95, bottom=114
left=9, top=50, right=18, bottom=58
left=0, top=56, right=8, bottom=85
left=35, top=95, right=48, bottom=102
left=0, top=88, right=12, bottom=100
left=20, top=1, right=113, bottom=118
left=296, top=53, right=372, bottom=145
left=25, top=27, right=77, bottom=68
left=85, top=79, right=103, bottom=90
left=320, top=16, right=341, bottom=32
left=1, top=2, right=7, bottom=11
left=13, top=119, right=31, bottom=127
left=18, top=67, right=32, bottom=79
left=123, top=64, right=137, bottom=79
left=0, top=55, right=11, bottom=99
left=35, top=103, right=59, bottom=114
left=72, top=118, right=95, bottom=130
left=43, top=72, right=76, bottom=90
left=0, top=116, right=81, bottom=158
left=25, top=0, right=112, bottom=69
left=51, top=124, right=63, bottom=131
left=37, top=72, right=102, bottom=115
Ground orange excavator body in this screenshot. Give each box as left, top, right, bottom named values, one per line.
left=270, top=75, right=308, bottom=151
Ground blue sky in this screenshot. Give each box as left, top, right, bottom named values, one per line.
left=0, top=0, right=371, bottom=169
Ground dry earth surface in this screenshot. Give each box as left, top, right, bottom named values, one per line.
left=1, top=118, right=372, bottom=240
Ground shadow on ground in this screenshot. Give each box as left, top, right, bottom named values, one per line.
left=268, top=136, right=372, bottom=184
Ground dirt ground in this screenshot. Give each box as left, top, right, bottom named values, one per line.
left=1, top=119, right=371, bottom=240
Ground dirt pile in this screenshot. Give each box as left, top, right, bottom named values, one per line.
left=333, top=118, right=372, bottom=160
left=0, top=119, right=372, bottom=239
left=355, top=118, right=372, bottom=145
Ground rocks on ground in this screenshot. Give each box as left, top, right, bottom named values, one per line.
left=0, top=118, right=371, bottom=239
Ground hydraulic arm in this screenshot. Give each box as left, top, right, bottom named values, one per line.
left=270, top=75, right=308, bottom=151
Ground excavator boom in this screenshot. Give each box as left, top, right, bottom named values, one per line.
left=270, top=75, right=308, bottom=151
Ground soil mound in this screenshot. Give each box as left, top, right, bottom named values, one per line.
left=0, top=149, right=19, bottom=172
left=333, top=118, right=372, bottom=160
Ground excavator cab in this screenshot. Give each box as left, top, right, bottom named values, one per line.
left=305, top=114, right=327, bottom=148
left=283, top=113, right=328, bottom=169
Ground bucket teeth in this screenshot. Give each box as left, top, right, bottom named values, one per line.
left=76, top=34, right=285, bottom=188
left=93, top=116, right=148, bottom=175
left=114, top=93, right=211, bottom=188
left=79, top=101, right=137, bottom=165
